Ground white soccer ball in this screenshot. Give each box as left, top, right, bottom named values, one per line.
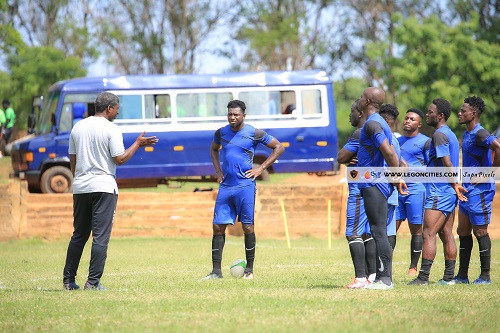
left=229, top=259, right=247, bottom=278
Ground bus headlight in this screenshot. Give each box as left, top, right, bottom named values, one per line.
left=25, top=152, right=34, bottom=162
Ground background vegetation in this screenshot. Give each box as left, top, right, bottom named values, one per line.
left=0, top=0, right=498, bottom=146
left=1, top=236, right=499, bottom=332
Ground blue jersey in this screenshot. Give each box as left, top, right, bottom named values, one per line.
left=214, top=124, right=274, bottom=188
left=343, top=128, right=361, bottom=196
left=427, top=125, right=460, bottom=196
left=388, top=134, right=401, bottom=206
left=398, top=133, right=430, bottom=193
left=358, top=113, right=393, bottom=198
left=462, top=123, right=497, bottom=195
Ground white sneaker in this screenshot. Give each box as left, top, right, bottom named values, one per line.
left=345, top=277, right=371, bottom=289
left=364, top=280, right=394, bottom=290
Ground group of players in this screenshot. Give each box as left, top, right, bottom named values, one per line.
left=201, top=91, right=499, bottom=288
left=61, top=90, right=497, bottom=290
left=338, top=87, right=500, bottom=289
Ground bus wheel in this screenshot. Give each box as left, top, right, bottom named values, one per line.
left=40, top=166, right=73, bottom=194
left=253, top=163, right=270, bottom=181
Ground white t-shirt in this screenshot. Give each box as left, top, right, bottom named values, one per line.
left=69, top=116, right=125, bottom=194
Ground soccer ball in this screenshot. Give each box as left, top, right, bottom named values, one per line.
left=229, top=259, right=246, bottom=278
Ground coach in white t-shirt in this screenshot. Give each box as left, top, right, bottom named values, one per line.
left=62, top=92, right=158, bottom=291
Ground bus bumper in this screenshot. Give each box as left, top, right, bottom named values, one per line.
left=19, top=170, right=41, bottom=188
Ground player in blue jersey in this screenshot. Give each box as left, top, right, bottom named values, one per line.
left=455, top=96, right=500, bottom=285
left=203, top=100, right=284, bottom=280
left=338, top=99, right=377, bottom=288
left=379, top=104, right=405, bottom=252
left=357, top=88, right=402, bottom=290
left=396, top=108, right=431, bottom=276
left=409, top=98, right=467, bottom=286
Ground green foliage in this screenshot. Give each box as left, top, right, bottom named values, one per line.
left=0, top=23, right=25, bottom=54
left=0, top=237, right=499, bottom=332
left=388, top=14, right=500, bottom=134
left=333, top=78, right=368, bottom=147
left=236, top=1, right=302, bottom=70
left=1, top=46, right=86, bottom=130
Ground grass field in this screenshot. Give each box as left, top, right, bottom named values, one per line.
left=1, top=236, right=499, bottom=332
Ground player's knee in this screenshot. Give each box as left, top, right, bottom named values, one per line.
left=422, top=228, right=433, bottom=240
left=472, top=226, right=488, bottom=238
left=241, top=223, right=254, bottom=234
left=213, top=224, right=227, bottom=235
left=456, top=226, right=469, bottom=237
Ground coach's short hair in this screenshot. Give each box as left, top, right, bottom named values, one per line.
left=432, top=98, right=452, bottom=120
left=227, top=100, right=246, bottom=113
left=95, top=92, right=119, bottom=114
left=464, top=96, right=485, bottom=115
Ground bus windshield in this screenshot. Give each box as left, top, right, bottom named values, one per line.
left=37, top=91, right=60, bottom=134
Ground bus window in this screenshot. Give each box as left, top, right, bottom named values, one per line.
left=280, top=90, right=296, bottom=114
left=63, top=93, right=96, bottom=119
left=239, top=90, right=295, bottom=116
left=301, top=89, right=322, bottom=115
left=145, top=94, right=171, bottom=119
left=117, top=95, right=142, bottom=119
left=59, top=103, right=73, bottom=133
left=176, top=92, right=232, bottom=117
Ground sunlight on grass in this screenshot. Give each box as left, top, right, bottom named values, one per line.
left=0, top=236, right=499, bottom=332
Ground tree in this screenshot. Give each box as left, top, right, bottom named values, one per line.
left=448, top=0, right=499, bottom=43
left=389, top=13, right=500, bottom=134
left=325, top=0, right=442, bottom=105
left=230, top=0, right=333, bottom=71
left=334, top=77, right=368, bottom=147
left=4, top=46, right=86, bottom=130
left=5, top=0, right=97, bottom=68
left=0, top=1, right=89, bottom=131
left=95, top=0, right=232, bottom=74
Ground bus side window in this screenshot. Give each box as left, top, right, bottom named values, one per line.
left=301, top=89, right=322, bottom=115
left=280, top=90, right=296, bottom=115
left=116, top=95, right=142, bottom=119
left=146, top=94, right=171, bottom=119
left=176, top=92, right=232, bottom=118
left=240, top=90, right=295, bottom=116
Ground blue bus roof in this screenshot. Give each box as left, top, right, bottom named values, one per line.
left=49, top=70, right=332, bottom=93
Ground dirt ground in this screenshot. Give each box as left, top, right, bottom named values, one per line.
left=285, top=167, right=500, bottom=240
left=3, top=159, right=499, bottom=239
left=283, top=170, right=345, bottom=184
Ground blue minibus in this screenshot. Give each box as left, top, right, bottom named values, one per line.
left=11, top=70, right=339, bottom=193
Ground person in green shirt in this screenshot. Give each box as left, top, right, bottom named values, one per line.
left=2, top=99, right=15, bottom=144
left=0, top=106, right=5, bottom=157
left=0, top=107, right=5, bottom=132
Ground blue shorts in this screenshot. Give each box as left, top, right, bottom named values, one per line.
left=387, top=204, right=396, bottom=236
left=345, top=194, right=369, bottom=237
left=396, top=191, right=425, bottom=225
left=213, top=183, right=256, bottom=225
left=424, top=193, right=458, bottom=217
left=458, top=191, right=495, bottom=226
